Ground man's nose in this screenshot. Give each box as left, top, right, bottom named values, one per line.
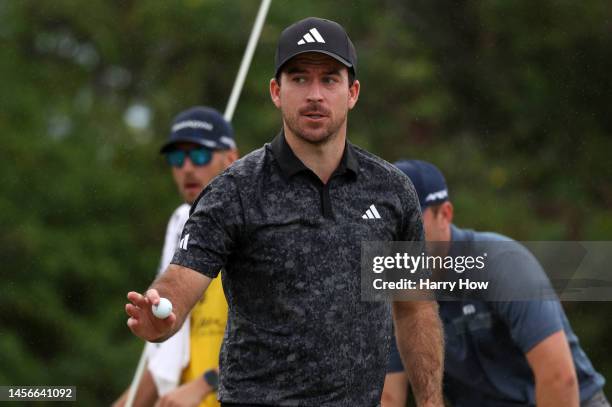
left=306, top=80, right=324, bottom=102
left=181, top=156, right=196, bottom=172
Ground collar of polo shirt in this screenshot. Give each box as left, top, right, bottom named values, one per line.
left=269, top=130, right=360, bottom=181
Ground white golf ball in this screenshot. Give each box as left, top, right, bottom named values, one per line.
left=152, top=297, right=173, bottom=319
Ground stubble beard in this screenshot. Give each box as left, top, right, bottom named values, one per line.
left=283, top=106, right=347, bottom=146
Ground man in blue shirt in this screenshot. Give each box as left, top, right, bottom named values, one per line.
left=382, top=159, right=607, bottom=407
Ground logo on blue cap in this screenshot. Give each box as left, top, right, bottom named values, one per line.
left=394, top=160, right=449, bottom=209
left=160, top=106, right=235, bottom=153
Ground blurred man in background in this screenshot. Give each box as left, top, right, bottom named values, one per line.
left=115, top=106, right=238, bottom=407
left=382, top=159, right=607, bottom=407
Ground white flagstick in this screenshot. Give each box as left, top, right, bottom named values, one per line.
left=125, top=1, right=271, bottom=406
left=125, top=346, right=147, bottom=407
left=224, top=0, right=272, bottom=122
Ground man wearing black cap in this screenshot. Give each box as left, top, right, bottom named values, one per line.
left=125, top=18, right=444, bottom=407
left=384, top=160, right=608, bottom=407
left=115, top=106, right=237, bottom=407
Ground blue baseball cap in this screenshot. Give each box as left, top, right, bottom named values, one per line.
left=160, top=106, right=235, bottom=153
left=394, top=160, right=449, bottom=209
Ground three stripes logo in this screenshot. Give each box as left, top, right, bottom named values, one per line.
left=362, top=205, right=381, bottom=219
left=179, top=233, right=190, bottom=250
left=297, top=28, right=326, bottom=45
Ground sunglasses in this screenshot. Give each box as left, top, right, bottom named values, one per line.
left=165, top=147, right=213, bottom=168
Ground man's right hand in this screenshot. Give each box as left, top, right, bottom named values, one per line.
left=126, top=289, right=177, bottom=342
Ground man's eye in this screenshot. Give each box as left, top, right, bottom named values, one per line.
left=323, top=77, right=338, bottom=84
left=293, top=77, right=306, bottom=83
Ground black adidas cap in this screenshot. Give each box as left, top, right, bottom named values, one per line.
left=274, top=17, right=357, bottom=78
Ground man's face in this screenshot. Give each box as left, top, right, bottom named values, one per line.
left=421, top=204, right=453, bottom=257
left=168, top=142, right=235, bottom=204
left=270, top=52, right=360, bottom=145
left=422, top=207, right=443, bottom=242
left=421, top=202, right=453, bottom=242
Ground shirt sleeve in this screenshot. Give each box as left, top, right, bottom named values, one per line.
left=395, top=175, right=427, bottom=289
left=488, top=250, right=564, bottom=353
left=397, top=176, right=424, bottom=242
left=491, top=300, right=563, bottom=353
left=170, top=173, right=244, bottom=278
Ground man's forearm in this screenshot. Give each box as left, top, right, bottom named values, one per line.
left=535, top=376, right=579, bottom=407
left=150, top=264, right=211, bottom=341
left=526, top=330, right=579, bottom=407
left=112, top=368, right=158, bottom=407
left=392, top=301, right=444, bottom=406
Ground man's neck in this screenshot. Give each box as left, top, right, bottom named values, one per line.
left=283, top=126, right=346, bottom=184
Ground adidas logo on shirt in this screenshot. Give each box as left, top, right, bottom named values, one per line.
left=297, top=28, right=326, bottom=45
left=179, top=234, right=190, bottom=250
left=362, top=205, right=381, bottom=219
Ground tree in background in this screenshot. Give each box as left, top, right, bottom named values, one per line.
left=0, top=1, right=610, bottom=404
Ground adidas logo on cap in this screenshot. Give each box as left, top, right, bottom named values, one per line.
left=274, top=17, right=357, bottom=78
left=297, top=28, right=326, bottom=45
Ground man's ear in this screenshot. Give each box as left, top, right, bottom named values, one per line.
left=441, top=201, right=454, bottom=225
left=270, top=77, right=281, bottom=109
left=224, top=149, right=239, bottom=166
left=348, top=79, right=360, bottom=110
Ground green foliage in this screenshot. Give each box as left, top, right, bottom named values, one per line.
left=1, top=1, right=611, bottom=404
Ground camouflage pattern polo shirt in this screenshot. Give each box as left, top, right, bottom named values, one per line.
left=172, top=131, right=423, bottom=406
